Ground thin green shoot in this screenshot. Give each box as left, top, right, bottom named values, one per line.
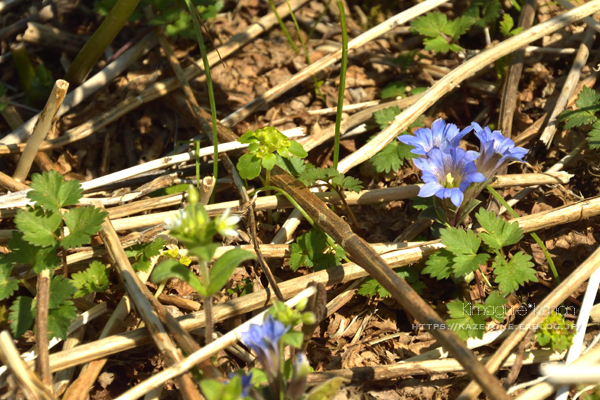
left=195, top=140, right=201, bottom=189
left=486, top=185, right=560, bottom=284
left=268, top=0, right=299, bottom=54
left=332, top=0, right=348, bottom=170
left=184, top=0, right=220, bottom=203
left=308, top=0, right=333, bottom=39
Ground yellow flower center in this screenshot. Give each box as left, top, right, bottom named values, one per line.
left=444, top=173, right=458, bottom=188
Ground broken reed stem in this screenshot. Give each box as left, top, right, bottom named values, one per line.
left=0, top=331, right=56, bottom=400
left=457, top=245, right=600, bottom=400
left=35, top=268, right=52, bottom=389
left=336, top=0, right=600, bottom=174
left=112, top=287, right=317, bottom=400
left=13, top=79, right=68, bottom=182
left=0, top=170, right=29, bottom=192
left=332, top=0, right=348, bottom=170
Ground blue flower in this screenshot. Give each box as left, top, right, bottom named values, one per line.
left=414, top=147, right=486, bottom=207
left=471, top=122, right=528, bottom=178
left=397, top=118, right=473, bottom=156
left=241, top=314, right=289, bottom=377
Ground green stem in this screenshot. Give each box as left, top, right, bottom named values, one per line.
left=486, top=185, right=560, bottom=284
left=332, top=1, right=348, bottom=170
left=154, top=279, right=168, bottom=298
left=10, top=43, right=34, bottom=93
left=195, top=140, right=201, bottom=189
left=199, top=260, right=213, bottom=345
left=184, top=0, right=219, bottom=204
left=266, top=169, right=273, bottom=225
left=65, top=0, right=141, bottom=86
left=268, top=0, right=299, bottom=54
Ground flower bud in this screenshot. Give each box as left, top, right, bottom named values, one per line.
left=187, top=185, right=199, bottom=205
left=296, top=298, right=308, bottom=312
left=302, top=312, right=317, bottom=326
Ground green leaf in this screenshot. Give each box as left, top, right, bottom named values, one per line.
left=151, top=259, right=207, bottom=297
left=410, top=11, right=448, bottom=38
left=7, top=231, right=60, bottom=274
left=207, top=249, right=256, bottom=295
left=190, top=243, right=219, bottom=264
left=62, top=207, right=108, bottom=249
left=499, top=14, right=522, bottom=37
left=71, top=261, right=110, bottom=298
left=558, top=86, right=600, bottom=129
left=287, top=140, right=308, bottom=158
left=381, top=81, right=406, bottom=99
left=275, top=154, right=306, bottom=176
left=370, top=141, right=416, bottom=173
left=200, top=379, right=225, bottom=400
left=307, top=377, right=346, bottom=400
left=9, top=296, right=35, bottom=338
left=441, top=228, right=481, bottom=256
left=422, top=249, right=454, bottom=280
left=126, top=238, right=167, bottom=272
left=476, top=291, right=507, bottom=321
left=476, top=209, right=523, bottom=250
left=48, top=276, right=77, bottom=309
left=261, top=153, right=277, bottom=171
left=331, top=174, right=363, bottom=193
left=0, top=256, right=18, bottom=301
left=424, top=36, right=457, bottom=53
left=14, top=206, right=61, bottom=248
left=493, top=252, right=538, bottom=293
left=297, top=165, right=363, bottom=193
left=446, top=300, right=487, bottom=340
left=27, top=171, right=83, bottom=212
left=237, top=153, right=262, bottom=180
left=536, top=311, right=576, bottom=352
left=448, top=15, right=476, bottom=39
left=281, top=331, right=304, bottom=348
left=289, top=229, right=344, bottom=271
left=466, top=0, right=501, bottom=27
left=452, top=253, right=490, bottom=276
left=373, top=106, right=401, bottom=130
left=359, top=267, right=424, bottom=297
left=47, top=301, right=77, bottom=340
left=589, top=121, right=600, bottom=150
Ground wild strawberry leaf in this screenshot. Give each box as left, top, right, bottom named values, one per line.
left=71, top=261, right=110, bottom=298
left=9, top=296, right=35, bottom=338
left=0, top=256, right=18, bottom=301
left=62, top=207, right=108, bottom=249
left=27, top=171, right=83, bottom=212
left=446, top=300, right=487, bottom=340
left=47, top=301, right=77, bottom=340
left=476, top=209, right=523, bottom=250
left=14, top=206, right=61, bottom=248
left=7, top=232, right=60, bottom=273
left=493, top=252, right=537, bottom=294
left=49, top=276, right=77, bottom=309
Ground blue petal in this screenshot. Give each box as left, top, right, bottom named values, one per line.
left=450, top=189, right=464, bottom=207
left=419, top=182, right=443, bottom=197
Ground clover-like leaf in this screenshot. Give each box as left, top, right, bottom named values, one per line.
left=237, top=153, right=262, bottom=180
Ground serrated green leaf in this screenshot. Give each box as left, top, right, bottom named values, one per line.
left=410, top=12, right=448, bottom=38
left=359, top=267, right=424, bottom=297
left=499, top=14, right=522, bottom=37
left=476, top=291, right=507, bottom=321
left=466, top=0, right=501, bottom=27
left=331, top=175, right=363, bottom=193
left=476, top=209, right=523, bottom=250
left=558, top=87, right=600, bottom=129
left=452, top=253, right=490, bottom=276
left=493, top=252, right=538, bottom=293
left=381, top=81, right=406, bottom=99
left=422, top=249, right=454, bottom=280
left=440, top=228, right=481, bottom=256
left=536, top=311, right=576, bottom=352
left=424, top=36, right=456, bottom=53
left=49, top=276, right=77, bottom=309
left=0, top=256, right=18, bottom=300
left=275, top=154, right=306, bottom=176
left=62, top=207, right=107, bottom=249
left=200, top=379, right=225, bottom=400
left=307, top=377, right=346, bottom=400
left=237, top=153, right=262, bottom=180
left=7, top=231, right=60, bottom=273
left=151, top=259, right=207, bottom=297
left=446, top=300, right=487, bottom=340
left=27, top=171, right=83, bottom=212
left=447, top=15, right=476, bottom=39
left=373, top=106, right=401, bottom=130
left=143, top=238, right=166, bottom=258
left=589, top=122, right=600, bottom=150
left=207, top=248, right=255, bottom=295
left=9, top=296, right=35, bottom=338
left=370, top=141, right=416, bottom=173
left=71, top=261, right=110, bottom=298
left=47, top=300, right=77, bottom=340
left=288, top=229, right=343, bottom=272
left=14, top=206, right=61, bottom=248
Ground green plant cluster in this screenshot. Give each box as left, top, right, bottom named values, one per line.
left=422, top=209, right=538, bottom=339
left=558, top=86, right=600, bottom=150
left=95, top=0, right=223, bottom=39
left=536, top=311, right=576, bottom=352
